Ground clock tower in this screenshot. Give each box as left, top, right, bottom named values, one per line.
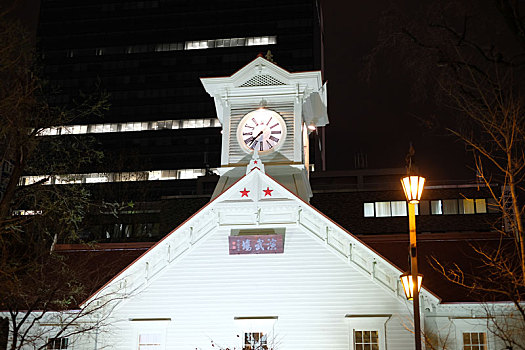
left=201, top=55, right=328, bottom=201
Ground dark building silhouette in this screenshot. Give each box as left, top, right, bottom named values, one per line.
left=35, top=0, right=323, bottom=241
left=35, top=1, right=501, bottom=243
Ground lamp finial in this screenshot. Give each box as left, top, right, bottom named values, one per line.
left=405, top=142, right=416, bottom=175
left=265, top=50, right=274, bottom=63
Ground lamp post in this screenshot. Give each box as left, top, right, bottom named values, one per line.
left=400, top=175, right=425, bottom=350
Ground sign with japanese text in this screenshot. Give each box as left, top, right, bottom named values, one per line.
left=228, top=234, right=284, bottom=255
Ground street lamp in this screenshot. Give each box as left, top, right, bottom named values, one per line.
left=400, top=271, right=423, bottom=300
left=399, top=173, right=425, bottom=350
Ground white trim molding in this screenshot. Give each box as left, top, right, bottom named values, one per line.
left=451, top=317, right=491, bottom=350
left=345, top=314, right=391, bottom=350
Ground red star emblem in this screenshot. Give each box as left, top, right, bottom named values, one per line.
left=254, top=160, right=258, bottom=164
left=263, top=187, right=273, bottom=197
left=240, top=188, right=250, bottom=197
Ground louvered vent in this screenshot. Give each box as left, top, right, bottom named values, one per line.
left=239, top=74, right=285, bottom=87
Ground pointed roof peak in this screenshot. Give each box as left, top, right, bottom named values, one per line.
left=246, top=147, right=264, bottom=175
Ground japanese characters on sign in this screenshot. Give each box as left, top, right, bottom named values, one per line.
left=229, top=234, right=284, bottom=255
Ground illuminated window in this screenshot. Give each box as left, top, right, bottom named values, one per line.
left=122, top=122, right=142, bottom=132
left=429, top=198, right=490, bottom=215
left=363, top=201, right=415, bottom=217
left=55, top=175, right=82, bottom=184
left=47, top=337, right=68, bottom=349
left=138, top=333, right=162, bottom=349
left=363, top=198, right=493, bottom=217
left=364, top=203, right=375, bottom=217
left=390, top=201, right=407, bottom=216
left=243, top=332, right=268, bottom=350
left=157, top=120, right=172, bottom=129
left=181, top=35, right=276, bottom=50
left=443, top=199, right=459, bottom=214
left=155, top=42, right=183, bottom=51
left=194, top=119, right=205, bottom=128
left=116, top=172, right=148, bottom=182
left=362, top=197, right=498, bottom=217
left=85, top=175, right=109, bottom=183
left=459, top=198, right=487, bottom=214
left=182, top=119, right=196, bottom=128
left=19, top=168, right=217, bottom=185
left=178, top=169, right=205, bottom=179
left=463, top=332, right=487, bottom=350
left=431, top=200, right=442, bottom=215
left=36, top=118, right=220, bottom=136
left=246, top=36, right=275, bottom=46
left=460, top=199, right=476, bottom=214
left=354, top=330, right=379, bottom=350
left=374, top=202, right=391, bottom=217
left=159, top=170, right=176, bottom=179
left=37, top=127, right=59, bottom=136
left=12, top=210, right=43, bottom=216
left=475, top=199, right=487, bottom=213
left=247, top=37, right=259, bottom=46
left=185, top=40, right=209, bottom=50
left=19, top=175, right=47, bottom=186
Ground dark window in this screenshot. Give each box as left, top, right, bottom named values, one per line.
left=443, top=199, right=459, bottom=215
left=47, top=337, right=68, bottom=349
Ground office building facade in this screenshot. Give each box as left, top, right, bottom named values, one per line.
left=36, top=0, right=323, bottom=241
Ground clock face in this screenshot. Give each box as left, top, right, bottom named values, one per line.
left=237, top=109, right=286, bottom=154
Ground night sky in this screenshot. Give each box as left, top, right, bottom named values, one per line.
left=321, top=1, right=473, bottom=180
left=9, top=0, right=474, bottom=182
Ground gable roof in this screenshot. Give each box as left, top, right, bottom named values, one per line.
left=79, top=166, right=443, bottom=308
left=201, top=55, right=323, bottom=93
left=200, top=56, right=324, bottom=125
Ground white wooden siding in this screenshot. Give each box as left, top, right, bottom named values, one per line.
left=97, top=226, right=416, bottom=350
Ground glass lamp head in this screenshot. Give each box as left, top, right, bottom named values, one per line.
left=400, top=272, right=423, bottom=300
left=401, top=175, right=425, bottom=203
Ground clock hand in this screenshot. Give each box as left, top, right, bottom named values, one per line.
left=250, top=130, right=263, bottom=145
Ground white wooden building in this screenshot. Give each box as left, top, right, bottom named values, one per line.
left=7, top=57, right=523, bottom=350
left=69, top=159, right=520, bottom=350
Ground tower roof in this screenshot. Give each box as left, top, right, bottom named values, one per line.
left=200, top=56, right=327, bottom=127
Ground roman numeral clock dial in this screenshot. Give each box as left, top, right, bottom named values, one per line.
left=236, top=109, right=286, bottom=154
